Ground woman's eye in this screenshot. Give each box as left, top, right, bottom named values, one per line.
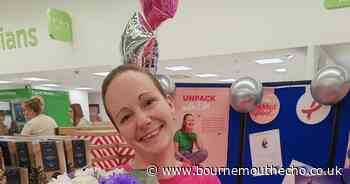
left=144, top=98, right=156, bottom=107
left=120, top=114, right=130, bottom=124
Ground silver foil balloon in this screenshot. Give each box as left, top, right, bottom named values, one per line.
left=120, top=12, right=159, bottom=75
left=311, top=65, right=349, bottom=105
left=230, top=77, right=263, bottom=113
left=156, top=74, right=176, bottom=96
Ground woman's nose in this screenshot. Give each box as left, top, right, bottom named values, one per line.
left=135, top=110, right=152, bottom=128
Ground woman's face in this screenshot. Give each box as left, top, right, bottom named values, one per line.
left=68, top=108, right=74, bottom=119
left=0, top=115, right=4, bottom=123
left=22, top=104, right=36, bottom=120
left=105, top=71, right=176, bottom=156
left=184, top=115, right=195, bottom=131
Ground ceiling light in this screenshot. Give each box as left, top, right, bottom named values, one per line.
left=255, top=58, right=285, bottom=65
left=218, top=78, right=236, bottom=82
left=40, top=84, right=60, bottom=87
left=195, top=73, right=217, bottom=78
left=286, top=54, right=294, bottom=60
left=0, top=81, right=13, bottom=84
left=23, top=77, right=49, bottom=81
left=93, top=72, right=110, bottom=77
left=165, top=66, right=192, bottom=71
left=275, top=68, right=287, bottom=72
left=75, top=87, right=93, bottom=90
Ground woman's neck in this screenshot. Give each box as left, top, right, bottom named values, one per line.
left=132, top=142, right=182, bottom=179
left=182, top=128, right=192, bottom=133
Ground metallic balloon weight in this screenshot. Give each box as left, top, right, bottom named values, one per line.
left=120, top=12, right=159, bottom=75
left=230, top=77, right=263, bottom=113
left=311, top=65, right=349, bottom=105
left=156, top=74, right=176, bottom=96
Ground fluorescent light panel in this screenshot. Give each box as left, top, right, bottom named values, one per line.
left=286, top=54, right=294, bottom=60
left=75, top=87, right=93, bottom=90
left=0, top=81, right=13, bottom=84
left=165, top=66, right=192, bottom=71
left=218, top=78, right=236, bottom=82
left=195, top=73, right=217, bottom=78
left=40, top=84, right=60, bottom=87
left=275, top=68, right=287, bottom=72
left=255, top=58, right=285, bottom=64
left=93, top=72, right=110, bottom=77
left=23, top=77, right=49, bottom=81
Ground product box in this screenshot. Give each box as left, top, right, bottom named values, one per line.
left=26, top=140, right=67, bottom=180
left=4, top=167, right=29, bottom=184
left=36, top=136, right=91, bottom=170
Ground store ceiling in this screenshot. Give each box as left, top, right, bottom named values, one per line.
left=0, top=43, right=349, bottom=93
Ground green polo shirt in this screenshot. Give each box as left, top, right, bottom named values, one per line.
left=174, top=130, right=197, bottom=153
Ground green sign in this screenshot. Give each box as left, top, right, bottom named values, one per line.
left=47, top=8, right=73, bottom=42
left=0, top=27, right=38, bottom=51
left=0, top=88, right=72, bottom=127
left=325, top=0, right=350, bottom=9
left=0, top=89, right=31, bottom=100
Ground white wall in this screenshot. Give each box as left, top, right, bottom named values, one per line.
left=1, top=0, right=350, bottom=74
left=68, top=90, right=90, bottom=121
left=0, top=0, right=139, bottom=74
left=88, top=92, right=109, bottom=122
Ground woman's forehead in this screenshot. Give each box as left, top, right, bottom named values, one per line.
left=106, top=72, right=159, bottom=104
left=109, top=71, right=156, bottom=92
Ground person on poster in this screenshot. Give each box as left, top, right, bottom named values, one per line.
left=174, top=113, right=208, bottom=166
left=21, top=97, right=58, bottom=136
left=102, top=64, right=221, bottom=184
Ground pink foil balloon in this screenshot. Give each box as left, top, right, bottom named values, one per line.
left=140, top=0, right=179, bottom=30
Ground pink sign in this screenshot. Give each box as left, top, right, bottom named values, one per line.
left=249, top=88, right=280, bottom=125
left=175, top=87, right=230, bottom=167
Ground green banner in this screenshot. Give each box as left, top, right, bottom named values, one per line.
left=0, top=88, right=72, bottom=127
left=0, top=89, right=31, bottom=100
left=32, top=89, right=72, bottom=127
left=47, top=8, right=73, bottom=42
left=325, top=0, right=350, bottom=9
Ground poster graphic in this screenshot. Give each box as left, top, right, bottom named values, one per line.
left=343, top=168, right=350, bottom=183
left=296, top=86, right=331, bottom=125
left=175, top=87, right=230, bottom=167
left=249, top=129, right=283, bottom=169
left=282, top=160, right=314, bottom=184
left=295, top=175, right=342, bottom=184
left=250, top=88, right=280, bottom=125
left=344, top=132, right=350, bottom=168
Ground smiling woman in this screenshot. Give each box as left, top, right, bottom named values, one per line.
left=101, top=64, right=221, bottom=184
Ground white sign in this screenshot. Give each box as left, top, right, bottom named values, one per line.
left=0, top=102, right=10, bottom=110
left=249, top=129, right=283, bottom=169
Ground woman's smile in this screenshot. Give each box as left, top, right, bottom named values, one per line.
left=139, top=124, right=165, bottom=143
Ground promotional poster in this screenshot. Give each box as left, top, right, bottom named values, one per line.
left=175, top=87, right=230, bottom=167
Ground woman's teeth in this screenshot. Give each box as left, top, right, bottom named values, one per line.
left=141, top=128, right=160, bottom=141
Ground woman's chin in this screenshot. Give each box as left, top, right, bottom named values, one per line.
left=139, top=137, right=172, bottom=155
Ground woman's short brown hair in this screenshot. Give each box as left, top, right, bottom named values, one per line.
left=23, top=97, right=43, bottom=115
left=101, top=64, right=166, bottom=130
left=70, top=104, right=84, bottom=126
left=0, top=111, right=5, bottom=118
